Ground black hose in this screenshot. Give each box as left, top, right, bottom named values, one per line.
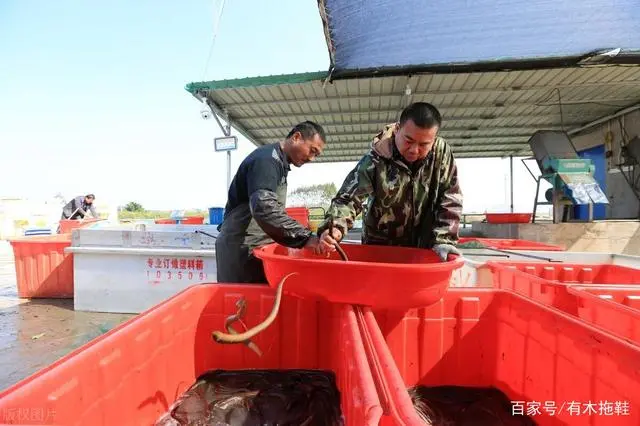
left=195, top=229, right=218, bottom=240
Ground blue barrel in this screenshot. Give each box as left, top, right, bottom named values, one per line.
left=208, top=207, right=225, bottom=225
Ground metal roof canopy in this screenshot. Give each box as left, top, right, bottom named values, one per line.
left=186, top=64, right=640, bottom=162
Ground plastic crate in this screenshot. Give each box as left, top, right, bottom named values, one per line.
left=285, top=207, right=310, bottom=228
left=458, top=237, right=565, bottom=251
left=8, top=234, right=74, bottom=298
left=0, top=284, right=382, bottom=426
left=359, top=288, right=640, bottom=425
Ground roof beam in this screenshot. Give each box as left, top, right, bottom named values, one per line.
left=324, top=141, right=530, bottom=150
left=238, top=115, right=586, bottom=131
left=246, top=125, right=568, bottom=137
left=316, top=145, right=531, bottom=158
left=219, top=98, right=635, bottom=120
left=252, top=136, right=532, bottom=145
left=314, top=149, right=533, bottom=162
left=258, top=131, right=538, bottom=139
left=216, top=79, right=640, bottom=109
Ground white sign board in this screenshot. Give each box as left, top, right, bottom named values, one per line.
left=214, top=135, right=238, bottom=152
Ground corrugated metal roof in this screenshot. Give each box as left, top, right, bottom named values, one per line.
left=186, top=65, right=640, bottom=162
left=318, top=0, right=640, bottom=76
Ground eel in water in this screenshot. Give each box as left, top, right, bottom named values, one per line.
left=211, top=272, right=298, bottom=346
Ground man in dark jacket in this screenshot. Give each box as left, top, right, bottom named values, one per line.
left=215, top=121, right=327, bottom=283
left=317, top=102, right=464, bottom=262
left=61, top=194, right=98, bottom=220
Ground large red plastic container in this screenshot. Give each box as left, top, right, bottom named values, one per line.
left=458, top=237, right=565, bottom=251
left=253, top=242, right=463, bottom=309
left=359, top=288, right=640, bottom=425
left=58, top=218, right=101, bottom=234
left=0, top=284, right=382, bottom=426
left=285, top=206, right=310, bottom=228
left=8, top=234, right=74, bottom=298
left=487, top=262, right=640, bottom=310
left=487, top=262, right=640, bottom=344
left=485, top=212, right=532, bottom=223
left=567, top=285, right=640, bottom=346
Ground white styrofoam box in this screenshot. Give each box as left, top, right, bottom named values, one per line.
left=72, top=228, right=218, bottom=249
left=67, top=246, right=217, bottom=314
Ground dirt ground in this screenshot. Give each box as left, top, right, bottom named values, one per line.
left=0, top=241, right=135, bottom=391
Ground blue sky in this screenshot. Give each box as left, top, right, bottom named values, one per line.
left=0, top=0, right=548, bottom=214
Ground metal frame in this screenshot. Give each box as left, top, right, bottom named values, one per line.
left=208, top=99, right=234, bottom=191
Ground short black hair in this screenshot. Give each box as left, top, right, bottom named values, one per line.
left=86, top=194, right=95, bottom=199
left=286, top=120, right=326, bottom=144
left=399, top=102, right=442, bottom=129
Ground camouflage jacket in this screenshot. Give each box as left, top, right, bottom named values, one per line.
left=317, top=124, right=463, bottom=248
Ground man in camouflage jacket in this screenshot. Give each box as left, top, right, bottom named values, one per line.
left=317, top=102, right=463, bottom=261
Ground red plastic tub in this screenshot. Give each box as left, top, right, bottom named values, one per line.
left=359, top=288, right=640, bottom=425
left=253, top=242, right=463, bottom=309
left=485, top=213, right=532, bottom=224
left=567, top=285, right=640, bottom=346
left=459, top=237, right=565, bottom=251
left=487, top=262, right=640, bottom=343
left=58, top=218, right=101, bottom=234
left=285, top=207, right=310, bottom=228
left=8, top=234, right=74, bottom=298
left=154, top=216, right=205, bottom=225
left=0, top=284, right=382, bottom=426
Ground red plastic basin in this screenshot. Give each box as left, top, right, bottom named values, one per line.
left=0, top=284, right=382, bottom=426
left=359, top=288, right=640, bottom=425
left=485, top=213, right=532, bottom=223
left=58, top=218, right=102, bottom=234
left=253, top=242, right=463, bottom=309
left=458, top=237, right=565, bottom=251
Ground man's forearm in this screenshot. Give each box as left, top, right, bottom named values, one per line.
left=249, top=190, right=312, bottom=248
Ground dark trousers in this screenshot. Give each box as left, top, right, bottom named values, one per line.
left=214, top=238, right=267, bottom=284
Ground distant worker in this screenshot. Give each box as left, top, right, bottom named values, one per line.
left=215, top=121, right=327, bottom=283
left=317, top=102, right=464, bottom=262
left=61, top=194, right=98, bottom=220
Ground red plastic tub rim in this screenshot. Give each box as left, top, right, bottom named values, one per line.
left=567, top=284, right=640, bottom=313
left=253, top=242, right=464, bottom=273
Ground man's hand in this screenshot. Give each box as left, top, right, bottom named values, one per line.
left=303, top=236, right=324, bottom=256
left=319, top=227, right=342, bottom=255
left=432, top=243, right=462, bottom=262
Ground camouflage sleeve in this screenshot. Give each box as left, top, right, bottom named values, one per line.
left=317, top=154, right=376, bottom=239
left=433, top=148, right=463, bottom=246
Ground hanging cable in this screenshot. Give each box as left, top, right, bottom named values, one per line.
left=201, top=0, right=227, bottom=79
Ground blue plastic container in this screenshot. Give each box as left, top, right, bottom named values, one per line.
left=208, top=207, right=224, bottom=225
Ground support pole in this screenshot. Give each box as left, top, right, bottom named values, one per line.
left=227, top=150, right=232, bottom=190
left=509, top=155, right=514, bottom=213
left=208, top=99, right=234, bottom=192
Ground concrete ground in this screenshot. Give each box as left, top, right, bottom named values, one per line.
left=0, top=241, right=135, bottom=392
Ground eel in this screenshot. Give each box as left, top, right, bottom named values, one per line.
left=212, top=272, right=297, bottom=345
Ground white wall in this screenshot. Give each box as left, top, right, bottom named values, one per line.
left=569, top=108, right=640, bottom=219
